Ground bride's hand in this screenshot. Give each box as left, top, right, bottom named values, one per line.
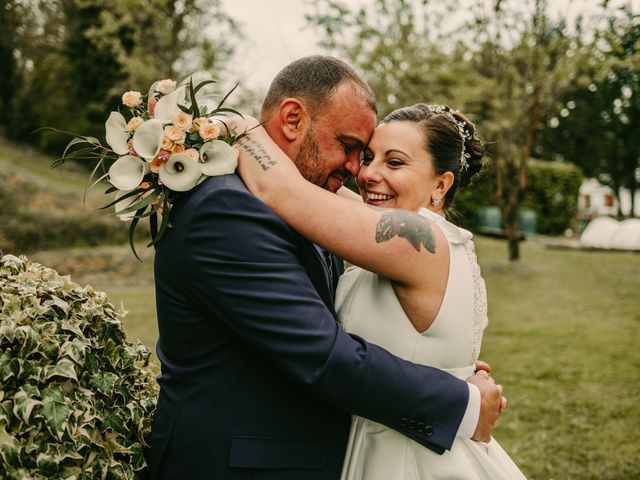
left=217, top=114, right=260, bottom=137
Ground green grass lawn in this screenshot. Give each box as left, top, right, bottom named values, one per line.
left=30, top=236, right=640, bottom=479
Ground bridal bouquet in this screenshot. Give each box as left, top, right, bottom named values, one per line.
left=55, top=76, right=243, bottom=259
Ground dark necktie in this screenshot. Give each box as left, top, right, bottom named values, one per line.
left=322, top=248, right=334, bottom=286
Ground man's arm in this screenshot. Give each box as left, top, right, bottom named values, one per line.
left=182, top=181, right=472, bottom=453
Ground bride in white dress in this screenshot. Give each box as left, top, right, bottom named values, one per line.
left=236, top=103, right=526, bottom=479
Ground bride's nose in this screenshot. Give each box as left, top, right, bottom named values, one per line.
left=359, top=162, right=382, bottom=184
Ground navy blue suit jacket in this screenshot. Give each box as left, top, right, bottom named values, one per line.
left=146, top=174, right=469, bottom=479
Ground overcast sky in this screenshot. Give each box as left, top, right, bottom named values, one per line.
left=221, top=0, right=640, bottom=92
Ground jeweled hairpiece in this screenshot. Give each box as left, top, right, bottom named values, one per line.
left=427, top=104, right=471, bottom=171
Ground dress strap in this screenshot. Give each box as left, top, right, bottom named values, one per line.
left=418, top=208, right=473, bottom=245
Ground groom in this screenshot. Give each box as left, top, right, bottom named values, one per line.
left=146, top=55, right=503, bottom=479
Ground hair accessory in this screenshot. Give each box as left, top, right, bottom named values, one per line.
left=431, top=198, right=441, bottom=207
left=426, top=104, right=472, bottom=171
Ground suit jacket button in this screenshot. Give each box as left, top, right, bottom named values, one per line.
left=416, top=422, right=425, bottom=433
left=424, top=425, right=433, bottom=436
left=399, top=417, right=408, bottom=427
left=408, top=419, right=416, bottom=430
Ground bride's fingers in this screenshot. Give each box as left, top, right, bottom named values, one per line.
left=500, top=396, right=508, bottom=413
left=474, top=360, right=492, bottom=375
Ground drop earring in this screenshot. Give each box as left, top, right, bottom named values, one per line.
left=431, top=198, right=441, bottom=207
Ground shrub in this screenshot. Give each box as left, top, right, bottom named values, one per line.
left=522, top=159, right=583, bottom=235
left=451, top=159, right=583, bottom=235
left=0, top=254, right=157, bottom=479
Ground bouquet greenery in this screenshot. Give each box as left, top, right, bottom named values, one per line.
left=55, top=76, right=243, bottom=259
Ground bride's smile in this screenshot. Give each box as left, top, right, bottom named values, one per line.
left=357, top=121, right=448, bottom=213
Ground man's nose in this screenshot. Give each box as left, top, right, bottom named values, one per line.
left=344, top=152, right=361, bottom=177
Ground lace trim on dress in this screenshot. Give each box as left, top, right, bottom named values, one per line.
left=463, top=240, right=489, bottom=363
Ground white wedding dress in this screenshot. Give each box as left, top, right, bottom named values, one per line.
left=336, top=208, right=527, bottom=480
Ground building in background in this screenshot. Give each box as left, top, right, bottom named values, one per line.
left=578, top=178, right=640, bottom=218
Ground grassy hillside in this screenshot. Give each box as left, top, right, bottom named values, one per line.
left=0, top=136, right=139, bottom=253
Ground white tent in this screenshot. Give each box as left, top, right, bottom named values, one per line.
left=611, top=219, right=640, bottom=251
left=581, top=217, right=640, bottom=251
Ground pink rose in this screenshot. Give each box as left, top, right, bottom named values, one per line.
left=148, top=96, right=157, bottom=116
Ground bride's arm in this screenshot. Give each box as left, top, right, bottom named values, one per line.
left=234, top=123, right=444, bottom=287
left=337, top=186, right=364, bottom=202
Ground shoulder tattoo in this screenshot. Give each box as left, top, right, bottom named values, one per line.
left=375, top=209, right=436, bottom=254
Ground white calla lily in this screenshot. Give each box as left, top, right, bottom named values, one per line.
left=199, top=140, right=238, bottom=177
left=105, top=112, right=130, bottom=155
left=159, top=153, right=203, bottom=192
left=108, top=155, right=149, bottom=191
left=153, top=85, right=187, bottom=123
left=132, top=119, right=164, bottom=160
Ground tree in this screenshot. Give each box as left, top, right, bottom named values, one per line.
left=6, top=0, right=242, bottom=153
left=535, top=4, right=640, bottom=218
left=307, top=0, right=590, bottom=260
left=466, top=0, right=588, bottom=260
left=306, top=0, right=474, bottom=118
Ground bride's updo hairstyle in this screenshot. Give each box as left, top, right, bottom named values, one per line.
left=381, top=103, right=485, bottom=209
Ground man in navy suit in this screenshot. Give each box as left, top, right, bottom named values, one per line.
left=146, top=55, right=503, bottom=479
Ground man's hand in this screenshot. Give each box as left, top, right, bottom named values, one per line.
left=467, top=368, right=506, bottom=442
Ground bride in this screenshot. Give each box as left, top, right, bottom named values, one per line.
left=234, top=103, right=526, bottom=479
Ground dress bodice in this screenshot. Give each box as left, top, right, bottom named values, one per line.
left=335, top=208, right=488, bottom=369
left=336, top=209, right=527, bottom=480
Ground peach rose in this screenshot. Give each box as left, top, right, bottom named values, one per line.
left=184, top=148, right=199, bottom=162
left=192, top=117, right=208, bottom=133
left=161, top=136, right=174, bottom=151
left=164, top=125, right=186, bottom=144
left=173, top=111, right=193, bottom=131
left=150, top=155, right=168, bottom=174
left=171, top=143, right=186, bottom=154
left=200, top=122, right=221, bottom=141
left=127, top=116, right=144, bottom=132
left=156, top=79, right=177, bottom=95
left=122, top=90, right=142, bottom=108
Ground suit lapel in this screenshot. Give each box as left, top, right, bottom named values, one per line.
left=295, top=236, right=337, bottom=313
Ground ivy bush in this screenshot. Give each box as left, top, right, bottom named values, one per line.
left=0, top=254, right=157, bottom=479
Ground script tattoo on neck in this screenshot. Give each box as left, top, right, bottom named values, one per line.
left=231, top=126, right=277, bottom=171
left=373, top=208, right=436, bottom=254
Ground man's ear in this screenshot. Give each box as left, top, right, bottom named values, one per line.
left=278, top=98, right=310, bottom=142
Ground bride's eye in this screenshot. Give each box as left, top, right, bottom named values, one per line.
left=361, top=152, right=374, bottom=165
left=388, top=158, right=405, bottom=167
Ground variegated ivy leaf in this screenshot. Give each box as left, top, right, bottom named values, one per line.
left=0, top=419, right=21, bottom=465
left=45, top=357, right=78, bottom=382
left=42, top=388, right=71, bottom=441
left=0, top=255, right=157, bottom=475
left=59, top=339, right=86, bottom=366
left=12, top=389, right=42, bottom=424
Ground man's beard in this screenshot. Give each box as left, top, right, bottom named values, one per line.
left=294, top=126, right=326, bottom=189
